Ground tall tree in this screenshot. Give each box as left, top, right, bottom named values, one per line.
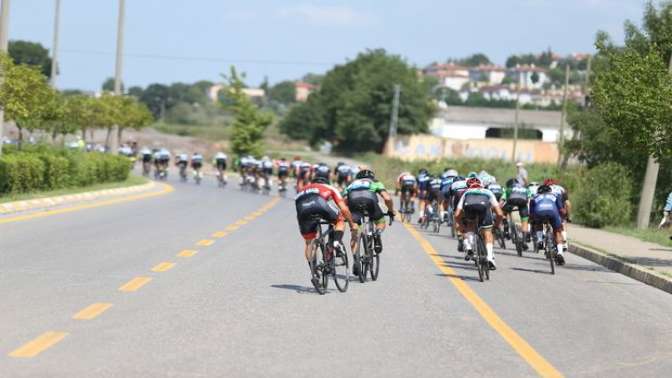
left=223, top=67, right=272, bottom=157
left=268, top=81, right=296, bottom=104
left=8, top=40, right=52, bottom=78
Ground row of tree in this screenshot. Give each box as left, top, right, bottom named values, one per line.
left=0, top=53, right=152, bottom=150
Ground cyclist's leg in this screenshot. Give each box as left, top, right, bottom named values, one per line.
left=478, top=209, right=496, bottom=264
left=518, top=204, right=530, bottom=248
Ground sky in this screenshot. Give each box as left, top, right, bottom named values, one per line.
left=7, top=0, right=645, bottom=91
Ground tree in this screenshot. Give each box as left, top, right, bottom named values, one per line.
left=590, top=1, right=672, bottom=227
left=102, top=77, right=124, bottom=93
left=223, top=67, right=272, bottom=157
left=452, top=53, right=491, bottom=67
left=530, top=71, right=540, bottom=84
left=8, top=40, right=52, bottom=78
left=116, top=96, right=153, bottom=143
left=0, top=54, right=55, bottom=148
left=268, top=81, right=296, bottom=104
left=280, top=49, right=433, bottom=152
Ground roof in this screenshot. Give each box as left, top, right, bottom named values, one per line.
left=437, top=106, right=562, bottom=129
left=295, top=81, right=316, bottom=90
left=470, top=64, right=506, bottom=73
left=510, top=64, right=548, bottom=73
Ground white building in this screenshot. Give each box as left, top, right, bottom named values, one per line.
left=468, top=65, right=506, bottom=85
left=423, top=63, right=471, bottom=91
left=506, top=64, right=549, bottom=89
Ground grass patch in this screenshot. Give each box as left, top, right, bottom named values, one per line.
left=605, top=225, right=672, bottom=248
left=154, top=122, right=231, bottom=141
left=0, top=175, right=148, bottom=203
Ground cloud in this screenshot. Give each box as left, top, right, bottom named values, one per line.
left=277, top=4, right=373, bottom=26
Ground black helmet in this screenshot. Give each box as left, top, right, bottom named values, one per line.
left=506, top=178, right=519, bottom=188
left=312, top=176, right=330, bottom=184
left=356, top=169, right=375, bottom=180
left=418, top=168, right=428, bottom=175
left=537, top=184, right=552, bottom=194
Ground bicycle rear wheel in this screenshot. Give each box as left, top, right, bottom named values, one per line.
left=356, top=234, right=367, bottom=283
left=546, top=230, right=555, bottom=275
left=514, top=225, right=523, bottom=257
left=477, top=236, right=490, bottom=281
left=310, top=241, right=326, bottom=295
left=475, top=237, right=485, bottom=282
left=370, top=236, right=380, bottom=281
left=333, top=245, right=350, bottom=292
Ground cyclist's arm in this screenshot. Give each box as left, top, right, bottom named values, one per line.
left=379, top=189, right=395, bottom=214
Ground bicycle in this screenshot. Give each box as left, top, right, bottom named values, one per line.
left=353, top=208, right=392, bottom=283
left=507, top=210, right=524, bottom=257
left=193, top=169, right=202, bottom=185
left=178, top=164, right=188, bottom=182
left=541, top=221, right=558, bottom=275
left=308, top=216, right=350, bottom=295
left=142, top=161, right=152, bottom=177
left=446, top=203, right=456, bottom=238
left=399, top=193, right=414, bottom=223
left=215, top=169, right=227, bottom=187
left=494, top=221, right=507, bottom=250
left=463, top=215, right=491, bottom=282
left=428, top=200, right=441, bottom=233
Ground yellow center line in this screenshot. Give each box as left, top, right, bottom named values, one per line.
left=225, top=225, right=240, bottom=231
left=211, top=231, right=228, bottom=238
left=235, top=220, right=248, bottom=226
left=0, top=184, right=174, bottom=224
left=73, top=303, right=113, bottom=320
left=151, top=262, right=175, bottom=272
left=403, top=223, right=563, bottom=378
left=252, top=211, right=264, bottom=216
left=177, top=249, right=197, bottom=257
left=9, top=331, right=68, bottom=358
left=196, top=239, right=214, bottom=247
left=244, top=215, right=256, bottom=221
left=119, top=276, right=152, bottom=292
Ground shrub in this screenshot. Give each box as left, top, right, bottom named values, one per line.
left=573, top=162, right=633, bottom=228
left=36, top=153, right=71, bottom=189
left=0, top=154, right=45, bottom=193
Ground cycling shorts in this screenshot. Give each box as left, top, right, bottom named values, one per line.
left=215, top=160, right=227, bottom=170
left=427, top=189, right=442, bottom=203
left=463, top=194, right=494, bottom=229
left=347, top=190, right=385, bottom=225
left=192, top=162, right=203, bottom=169
left=532, top=208, right=563, bottom=232
left=262, top=167, right=273, bottom=175
left=278, top=168, right=289, bottom=178
left=296, top=195, right=341, bottom=240
left=142, top=155, right=152, bottom=163
left=504, top=201, right=529, bottom=221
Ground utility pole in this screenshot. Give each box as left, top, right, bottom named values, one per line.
left=49, top=0, right=61, bottom=87
left=511, top=86, right=520, bottom=162
left=636, top=55, right=670, bottom=229
left=0, top=0, right=10, bottom=156
left=386, top=84, right=400, bottom=155
left=110, top=0, right=125, bottom=153
left=557, top=64, right=570, bottom=166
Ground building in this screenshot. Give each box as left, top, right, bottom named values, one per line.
left=506, top=64, right=549, bottom=89
left=468, top=65, right=506, bottom=85
left=207, top=84, right=266, bottom=103
left=423, top=63, right=470, bottom=91
left=294, top=81, right=316, bottom=102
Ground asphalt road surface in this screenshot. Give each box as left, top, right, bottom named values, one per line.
left=2, top=174, right=672, bottom=377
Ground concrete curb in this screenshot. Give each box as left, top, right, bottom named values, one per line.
left=0, top=181, right=155, bottom=216
left=569, top=242, right=672, bottom=295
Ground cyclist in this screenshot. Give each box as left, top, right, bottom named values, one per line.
left=313, top=162, right=331, bottom=183
left=260, top=156, right=274, bottom=190
left=343, top=168, right=395, bottom=265
left=213, top=152, right=228, bottom=185
left=424, top=174, right=443, bottom=225
left=501, top=178, right=532, bottom=249
left=416, top=168, right=431, bottom=224
left=440, top=169, right=459, bottom=223
left=176, top=153, right=189, bottom=181
left=449, top=175, right=469, bottom=251
left=295, top=176, right=357, bottom=287
left=157, top=148, right=171, bottom=175
left=455, top=177, right=504, bottom=270
left=546, top=178, right=571, bottom=252
left=291, top=156, right=302, bottom=179
left=191, top=152, right=204, bottom=182
left=530, top=184, right=566, bottom=265
left=140, top=147, right=153, bottom=176
left=276, top=157, right=291, bottom=192
left=334, top=162, right=353, bottom=189
left=296, top=161, right=312, bottom=191
left=396, top=171, right=418, bottom=214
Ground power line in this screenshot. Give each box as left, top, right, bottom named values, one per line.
left=60, top=48, right=337, bottom=66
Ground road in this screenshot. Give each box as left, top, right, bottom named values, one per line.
left=2, top=174, right=672, bottom=377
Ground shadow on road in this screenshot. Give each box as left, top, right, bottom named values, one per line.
left=510, top=267, right=552, bottom=275
left=270, top=284, right=316, bottom=294
left=435, top=273, right=481, bottom=282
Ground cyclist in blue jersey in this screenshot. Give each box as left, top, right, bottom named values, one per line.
left=416, top=168, right=431, bottom=224
left=530, top=184, right=567, bottom=265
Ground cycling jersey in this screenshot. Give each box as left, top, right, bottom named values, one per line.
left=336, top=164, right=351, bottom=178
left=344, top=179, right=386, bottom=224
left=343, top=179, right=386, bottom=195
left=277, top=161, right=290, bottom=177
left=417, top=174, right=430, bottom=192
left=427, top=178, right=443, bottom=202
left=314, top=164, right=330, bottom=179
left=399, top=174, right=417, bottom=191
left=487, top=184, right=504, bottom=201
left=530, top=193, right=564, bottom=231
left=458, top=188, right=499, bottom=228
left=295, top=183, right=344, bottom=240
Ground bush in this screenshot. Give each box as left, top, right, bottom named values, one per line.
left=0, top=148, right=131, bottom=195
left=573, top=163, right=633, bottom=228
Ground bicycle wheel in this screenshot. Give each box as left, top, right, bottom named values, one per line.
left=546, top=230, right=555, bottom=275
left=514, top=225, right=523, bottom=257
left=310, top=241, right=326, bottom=295
left=356, top=233, right=367, bottom=283
left=333, top=245, right=350, bottom=292
left=478, top=236, right=490, bottom=281
left=475, top=237, right=485, bottom=282
left=496, top=227, right=506, bottom=249
left=370, top=235, right=380, bottom=281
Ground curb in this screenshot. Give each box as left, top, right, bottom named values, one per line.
left=569, top=242, right=672, bottom=295
left=0, top=181, right=155, bottom=216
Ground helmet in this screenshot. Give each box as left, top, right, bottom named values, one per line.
left=262, top=156, right=270, bottom=160
left=505, top=178, right=519, bottom=188
left=467, top=172, right=478, bottom=179
left=356, top=169, right=375, bottom=180
left=537, top=184, right=552, bottom=194
left=312, top=176, right=329, bottom=184
left=543, top=178, right=557, bottom=186
left=419, top=168, right=428, bottom=175
left=446, top=169, right=458, bottom=177
left=467, top=177, right=482, bottom=188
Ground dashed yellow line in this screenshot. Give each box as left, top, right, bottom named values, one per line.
left=73, top=303, right=113, bottom=320
left=196, top=239, right=214, bottom=247
left=225, top=225, right=239, bottom=231
left=177, top=249, right=197, bottom=257
left=403, top=223, right=562, bottom=378
left=235, top=220, right=248, bottom=226
left=9, top=331, right=68, bottom=358
left=151, top=262, right=175, bottom=272
left=119, top=276, right=152, bottom=292
left=211, top=231, right=228, bottom=238
left=0, top=184, right=174, bottom=224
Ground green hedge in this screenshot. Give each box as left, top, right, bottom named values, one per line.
left=0, top=148, right=130, bottom=195
left=573, top=163, right=633, bottom=228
